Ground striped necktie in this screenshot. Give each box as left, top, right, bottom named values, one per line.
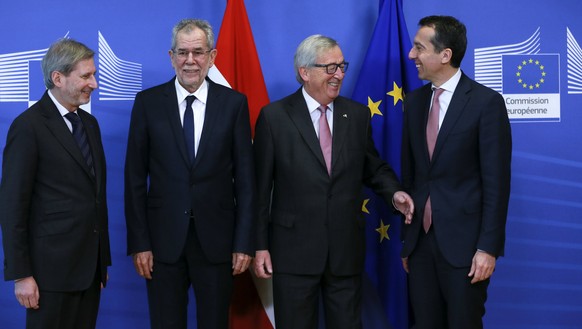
left=65, top=112, right=94, bottom=176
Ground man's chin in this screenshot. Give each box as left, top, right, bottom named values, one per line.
left=179, top=78, right=202, bottom=93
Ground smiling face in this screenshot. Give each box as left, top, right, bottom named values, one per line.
left=301, top=45, right=345, bottom=105
left=51, top=58, right=97, bottom=111
left=409, top=26, right=452, bottom=86
left=170, top=27, right=217, bottom=93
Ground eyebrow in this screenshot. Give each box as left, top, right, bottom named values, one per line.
left=176, top=47, right=207, bottom=51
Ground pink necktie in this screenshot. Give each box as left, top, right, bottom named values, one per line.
left=318, top=105, right=332, bottom=176
left=423, top=88, right=444, bottom=232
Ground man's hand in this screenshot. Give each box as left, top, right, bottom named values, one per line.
left=133, top=251, right=154, bottom=279
left=401, top=257, right=410, bottom=273
left=15, top=276, right=39, bottom=309
left=232, top=253, right=252, bottom=275
left=253, top=250, right=273, bottom=278
left=101, top=273, right=110, bottom=289
left=393, top=191, right=415, bottom=224
left=468, top=250, right=496, bottom=284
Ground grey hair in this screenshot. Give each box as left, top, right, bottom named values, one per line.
left=294, top=34, right=339, bottom=84
left=171, top=19, right=215, bottom=51
left=41, top=38, right=94, bottom=89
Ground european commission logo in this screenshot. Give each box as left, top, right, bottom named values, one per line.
left=502, top=55, right=559, bottom=94
left=501, top=54, right=560, bottom=122
left=0, top=32, right=142, bottom=113
left=474, top=27, right=571, bottom=122
left=97, top=31, right=142, bottom=101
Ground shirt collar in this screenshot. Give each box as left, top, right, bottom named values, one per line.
left=432, top=69, right=462, bottom=93
left=302, top=87, right=334, bottom=114
left=48, top=89, right=77, bottom=116
left=175, top=78, right=209, bottom=105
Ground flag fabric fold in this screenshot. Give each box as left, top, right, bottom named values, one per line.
left=351, top=0, right=422, bottom=328
left=209, top=1, right=273, bottom=329
left=213, top=0, right=270, bottom=136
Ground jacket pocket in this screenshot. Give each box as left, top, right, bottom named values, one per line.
left=271, top=211, right=295, bottom=228
left=37, top=200, right=75, bottom=237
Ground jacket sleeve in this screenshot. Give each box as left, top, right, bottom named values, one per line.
left=0, top=115, right=37, bottom=280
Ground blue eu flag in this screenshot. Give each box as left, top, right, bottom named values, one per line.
left=502, top=54, right=560, bottom=94
left=351, top=0, right=422, bottom=328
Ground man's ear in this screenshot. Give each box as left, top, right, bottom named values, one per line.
left=51, top=71, right=62, bottom=87
left=299, top=67, right=309, bottom=82
left=441, top=48, right=453, bottom=65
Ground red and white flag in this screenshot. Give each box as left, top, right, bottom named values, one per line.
left=208, top=0, right=273, bottom=328
left=210, top=0, right=270, bottom=136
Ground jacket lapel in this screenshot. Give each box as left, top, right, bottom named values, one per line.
left=163, top=79, right=192, bottom=167
left=192, top=79, right=219, bottom=170
left=330, top=97, right=349, bottom=174
left=39, top=92, right=94, bottom=180
left=285, top=89, right=328, bottom=172
left=414, top=85, right=433, bottom=164
left=432, top=73, right=471, bottom=162
left=77, top=109, right=99, bottom=183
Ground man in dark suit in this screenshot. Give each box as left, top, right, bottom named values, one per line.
left=0, top=39, right=110, bottom=329
left=124, top=19, right=255, bottom=329
left=253, top=34, right=414, bottom=329
left=401, top=16, right=512, bottom=329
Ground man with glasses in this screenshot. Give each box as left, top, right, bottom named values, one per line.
left=253, top=34, right=414, bottom=329
left=124, top=18, right=255, bottom=329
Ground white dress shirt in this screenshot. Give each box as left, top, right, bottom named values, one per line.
left=175, top=79, right=208, bottom=157
left=302, top=87, right=334, bottom=138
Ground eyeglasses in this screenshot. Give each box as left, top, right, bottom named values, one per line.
left=172, top=49, right=212, bottom=60
left=310, top=62, right=349, bottom=74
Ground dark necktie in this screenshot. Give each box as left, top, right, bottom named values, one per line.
left=65, top=112, right=94, bottom=176
left=318, top=105, right=332, bottom=176
left=184, top=95, right=196, bottom=163
left=423, top=88, right=444, bottom=232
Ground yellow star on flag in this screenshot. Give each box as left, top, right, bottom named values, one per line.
left=387, top=81, right=404, bottom=106
left=361, top=199, right=370, bottom=214
left=367, top=97, right=383, bottom=118
left=375, top=220, right=390, bottom=242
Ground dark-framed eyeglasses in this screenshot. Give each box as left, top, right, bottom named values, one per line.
left=172, top=49, right=213, bottom=60
left=310, top=62, right=349, bottom=74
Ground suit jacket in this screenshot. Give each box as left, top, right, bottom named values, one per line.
left=124, top=77, right=255, bottom=264
left=0, top=91, right=111, bottom=291
left=400, top=72, right=512, bottom=267
left=254, top=88, right=402, bottom=276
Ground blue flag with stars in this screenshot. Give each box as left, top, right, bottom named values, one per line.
left=351, top=0, right=422, bottom=328
left=502, top=54, right=560, bottom=94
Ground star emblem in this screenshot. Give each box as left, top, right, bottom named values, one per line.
left=362, top=199, right=370, bottom=214
left=387, top=81, right=404, bottom=106
left=375, top=220, right=390, bottom=242
left=367, top=97, right=383, bottom=118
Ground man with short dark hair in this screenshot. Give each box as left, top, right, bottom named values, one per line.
left=401, top=15, right=512, bottom=329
